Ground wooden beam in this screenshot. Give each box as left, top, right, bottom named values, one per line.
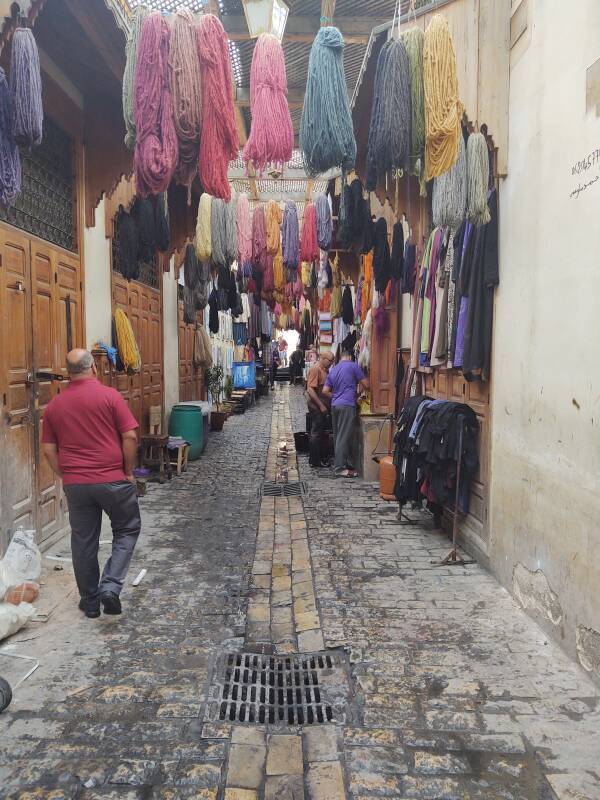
left=305, top=179, right=314, bottom=202
left=235, top=106, right=248, bottom=147
left=62, top=0, right=125, bottom=84
left=228, top=31, right=370, bottom=43
left=235, top=86, right=304, bottom=109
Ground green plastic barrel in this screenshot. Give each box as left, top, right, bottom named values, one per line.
left=169, top=404, right=204, bottom=460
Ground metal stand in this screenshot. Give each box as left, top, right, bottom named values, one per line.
left=435, top=419, right=475, bottom=567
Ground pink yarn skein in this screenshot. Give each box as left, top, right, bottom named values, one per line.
left=300, top=201, right=319, bottom=262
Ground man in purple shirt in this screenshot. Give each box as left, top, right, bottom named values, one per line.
left=323, top=350, right=369, bottom=477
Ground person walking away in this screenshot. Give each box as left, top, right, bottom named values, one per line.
left=306, top=350, right=334, bottom=468
left=323, top=350, right=369, bottom=477
left=42, top=349, right=141, bottom=618
left=289, top=348, right=305, bottom=385
left=270, top=348, right=280, bottom=387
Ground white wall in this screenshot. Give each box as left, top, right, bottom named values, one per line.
left=163, top=258, right=180, bottom=424
left=490, top=0, right=600, bottom=679
left=83, top=197, right=112, bottom=349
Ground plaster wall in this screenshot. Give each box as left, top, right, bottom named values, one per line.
left=162, top=258, right=180, bottom=425
left=491, top=0, right=600, bottom=680
left=83, top=197, right=112, bottom=349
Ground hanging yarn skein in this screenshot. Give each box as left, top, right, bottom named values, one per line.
left=196, top=192, right=212, bottom=261
left=0, top=67, right=21, bottom=205
left=211, top=199, right=228, bottom=266
left=252, top=204, right=267, bottom=272
left=10, top=27, right=43, bottom=148
left=197, top=15, right=238, bottom=201
left=122, top=5, right=148, bottom=150
left=116, top=206, right=139, bottom=281
left=169, top=7, right=203, bottom=195
left=282, top=202, right=299, bottom=271
left=300, top=201, right=319, bottom=262
left=315, top=194, right=332, bottom=251
left=236, top=192, right=252, bottom=267
left=300, top=27, right=356, bottom=177
left=432, top=132, right=466, bottom=229
left=423, top=14, right=462, bottom=181
left=390, top=222, right=404, bottom=282
left=134, top=13, right=178, bottom=197
left=225, top=191, right=238, bottom=263
left=243, top=34, right=293, bottom=173
left=134, top=197, right=156, bottom=261
left=466, top=132, right=491, bottom=227
left=266, top=200, right=283, bottom=255
left=365, top=41, right=390, bottom=192
left=183, top=242, right=200, bottom=289
left=401, top=27, right=425, bottom=184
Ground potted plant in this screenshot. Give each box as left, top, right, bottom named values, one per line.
left=205, top=365, right=227, bottom=431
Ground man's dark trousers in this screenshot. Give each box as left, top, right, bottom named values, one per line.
left=64, top=481, right=141, bottom=605
left=309, top=408, right=326, bottom=466
left=332, top=405, right=357, bottom=473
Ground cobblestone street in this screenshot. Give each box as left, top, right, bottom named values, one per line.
left=1, top=385, right=599, bottom=800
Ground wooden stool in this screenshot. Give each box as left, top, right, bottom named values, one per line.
left=140, top=405, right=172, bottom=484
left=169, top=443, right=190, bottom=476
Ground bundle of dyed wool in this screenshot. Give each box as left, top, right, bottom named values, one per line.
left=401, top=27, right=425, bottom=184
left=373, top=217, right=391, bottom=292
left=337, top=182, right=352, bottom=248
left=432, top=132, right=466, bottom=229
left=134, top=13, right=178, bottom=196
left=266, top=200, right=283, bottom=255
left=390, top=222, right=404, bottom=281
left=155, top=192, right=170, bottom=252
left=10, top=27, right=43, bottom=147
left=211, top=198, right=228, bottom=266
left=282, top=202, right=299, bottom=271
left=196, top=192, right=212, bottom=261
left=274, top=244, right=285, bottom=291
left=183, top=242, right=200, bottom=289
left=315, top=194, right=332, bottom=251
left=123, top=6, right=148, bottom=150
left=252, top=204, right=267, bottom=272
left=423, top=15, right=462, bottom=181
left=225, top=191, right=238, bottom=263
left=236, top=192, right=252, bottom=267
left=300, top=201, right=319, bottom=262
left=466, top=132, right=491, bottom=227
left=134, top=197, right=156, bottom=261
left=301, top=261, right=311, bottom=286
left=374, top=303, right=389, bottom=337
left=0, top=67, right=21, bottom=205
left=116, top=206, right=139, bottom=281
left=169, top=7, right=203, bottom=194
left=243, top=34, right=293, bottom=173
left=197, top=15, right=238, bottom=201
left=263, top=253, right=275, bottom=292
left=300, top=27, right=356, bottom=177
left=365, top=38, right=411, bottom=191
left=348, top=178, right=365, bottom=245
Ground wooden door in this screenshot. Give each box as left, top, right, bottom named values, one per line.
left=370, top=301, right=399, bottom=414
left=178, top=301, right=205, bottom=403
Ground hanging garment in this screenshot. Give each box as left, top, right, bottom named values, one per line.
left=341, top=285, right=354, bottom=325
left=208, top=283, right=220, bottom=334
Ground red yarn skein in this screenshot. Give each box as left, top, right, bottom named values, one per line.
left=197, top=15, right=238, bottom=202
left=300, top=201, right=319, bottom=262
left=134, top=12, right=178, bottom=197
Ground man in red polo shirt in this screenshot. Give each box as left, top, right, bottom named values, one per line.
left=42, top=349, right=141, bottom=618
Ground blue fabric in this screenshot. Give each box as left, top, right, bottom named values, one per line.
left=232, top=362, right=256, bottom=389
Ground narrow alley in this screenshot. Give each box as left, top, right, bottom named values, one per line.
left=1, top=386, right=598, bottom=800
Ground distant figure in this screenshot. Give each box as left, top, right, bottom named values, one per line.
left=289, top=348, right=305, bottom=385
left=271, top=348, right=280, bottom=387
left=323, top=349, right=369, bottom=477
left=306, top=350, right=334, bottom=468
left=278, top=335, right=288, bottom=366
left=42, top=349, right=141, bottom=619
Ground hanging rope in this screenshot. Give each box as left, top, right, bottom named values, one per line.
left=114, top=309, right=141, bottom=373
left=423, top=14, right=462, bottom=181
left=315, top=194, right=332, bottom=251
left=252, top=204, right=267, bottom=272
left=236, top=192, right=252, bottom=266
left=10, top=27, right=43, bottom=148
left=134, top=12, right=178, bottom=197
left=300, top=27, right=356, bottom=177
left=266, top=200, right=283, bottom=255
left=183, top=242, right=200, bottom=288
left=122, top=5, right=148, bottom=150
left=401, top=27, right=425, bottom=187
left=196, top=192, right=212, bottom=261
left=432, top=132, right=466, bottom=229
left=282, top=201, right=299, bottom=271
left=197, top=14, right=238, bottom=201
left=155, top=192, right=170, bottom=252
left=169, top=7, right=203, bottom=195
left=300, top=200, right=319, bottom=262
left=243, top=33, right=293, bottom=173
left=211, top=198, right=228, bottom=266
left=466, top=132, right=491, bottom=227
left=0, top=67, right=21, bottom=205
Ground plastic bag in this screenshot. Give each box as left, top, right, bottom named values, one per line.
left=3, top=529, right=42, bottom=583
left=0, top=601, right=36, bottom=641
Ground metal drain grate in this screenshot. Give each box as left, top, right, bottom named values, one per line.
left=207, top=651, right=346, bottom=726
left=261, top=481, right=307, bottom=497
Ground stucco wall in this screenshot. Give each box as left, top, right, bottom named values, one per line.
left=162, top=259, right=180, bottom=425
left=83, top=197, right=112, bottom=350
left=490, top=0, right=600, bottom=680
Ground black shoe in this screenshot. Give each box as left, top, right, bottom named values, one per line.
left=100, top=591, right=122, bottom=615
left=78, top=598, right=100, bottom=619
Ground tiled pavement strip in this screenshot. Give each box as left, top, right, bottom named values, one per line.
left=0, top=384, right=599, bottom=798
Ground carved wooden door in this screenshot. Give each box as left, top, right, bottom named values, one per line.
left=178, top=300, right=205, bottom=403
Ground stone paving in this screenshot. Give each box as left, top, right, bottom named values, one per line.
left=0, top=385, right=599, bottom=799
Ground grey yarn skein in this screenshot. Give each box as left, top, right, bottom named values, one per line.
left=432, top=134, right=466, bottom=230
left=225, top=191, right=238, bottom=264
left=10, top=27, right=43, bottom=148
left=123, top=6, right=148, bottom=151
left=466, top=132, right=491, bottom=227
left=0, top=66, right=21, bottom=205
left=315, top=194, right=332, bottom=251
left=211, top=198, right=228, bottom=267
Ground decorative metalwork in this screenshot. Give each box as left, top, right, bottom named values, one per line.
left=0, top=117, right=76, bottom=251
left=111, top=213, right=160, bottom=290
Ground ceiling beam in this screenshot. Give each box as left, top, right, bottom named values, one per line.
left=222, top=15, right=386, bottom=41
left=62, top=0, right=125, bottom=84
left=235, top=86, right=304, bottom=110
